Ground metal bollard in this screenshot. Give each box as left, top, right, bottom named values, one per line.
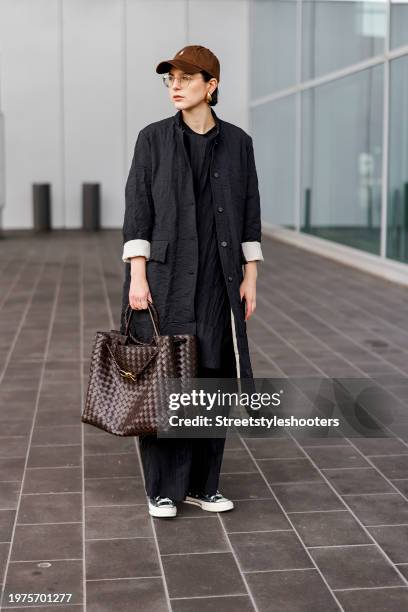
left=32, top=183, right=52, bottom=231
left=304, top=187, right=312, bottom=231
left=82, top=183, right=100, bottom=231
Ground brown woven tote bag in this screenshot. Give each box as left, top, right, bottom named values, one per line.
left=81, top=300, right=198, bottom=436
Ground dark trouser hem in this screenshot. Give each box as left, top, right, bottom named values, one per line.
left=139, top=340, right=236, bottom=502
left=139, top=435, right=226, bottom=502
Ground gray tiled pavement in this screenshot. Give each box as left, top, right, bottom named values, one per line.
left=0, top=230, right=407, bottom=611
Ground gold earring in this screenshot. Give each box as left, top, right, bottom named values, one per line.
left=206, top=91, right=212, bottom=104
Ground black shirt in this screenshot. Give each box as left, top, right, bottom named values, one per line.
left=181, top=118, right=232, bottom=369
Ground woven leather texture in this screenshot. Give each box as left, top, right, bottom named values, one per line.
left=81, top=303, right=198, bottom=436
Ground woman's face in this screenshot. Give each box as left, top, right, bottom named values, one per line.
left=167, top=67, right=217, bottom=110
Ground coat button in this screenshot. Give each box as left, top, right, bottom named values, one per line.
left=221, top=241, right=227, bottom=247
left=217, top=207, right=224, bottom=213
left=213, top=171, right=219, bottom=178
left=228, top=275, right=233, bottom=282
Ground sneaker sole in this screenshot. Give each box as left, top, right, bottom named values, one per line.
left=183, top=496, right=234, bottom=512
left=148, top=504, right=177, bottom=518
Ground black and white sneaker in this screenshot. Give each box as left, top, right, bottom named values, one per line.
left=183, top=490, right=234, bottom=512
left=148, top=496, right=177, bottom=517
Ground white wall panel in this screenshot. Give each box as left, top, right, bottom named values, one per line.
left=62, top=0, right=124, bottom=227
left=0, top=0, right=62, bottom=228
left=0, top=0, right=249, bottom=229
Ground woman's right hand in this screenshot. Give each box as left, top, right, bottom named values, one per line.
left=129, top=276, right=152, bottom=310
left=129, top=255, right=152, bottom=310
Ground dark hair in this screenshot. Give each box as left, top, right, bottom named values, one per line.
left=201, top=70, right=218, bottom=106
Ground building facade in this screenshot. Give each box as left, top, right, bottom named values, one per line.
left=250, top=0, right=408, bottom=267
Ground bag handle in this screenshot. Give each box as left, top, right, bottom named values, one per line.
left=124, top=299, right=160, bottom=338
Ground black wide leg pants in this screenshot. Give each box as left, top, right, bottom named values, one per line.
left=138, top=321, right=238, bottom=502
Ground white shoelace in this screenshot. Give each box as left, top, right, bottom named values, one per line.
left=209, top=492, right=223, bottom=501
left=154, top=496, right=174, bottom=505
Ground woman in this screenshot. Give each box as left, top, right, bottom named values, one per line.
left=121, top=45, right=264, bottom=518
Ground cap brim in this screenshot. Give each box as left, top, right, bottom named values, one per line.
left=156, top=58, right=202, bottom=75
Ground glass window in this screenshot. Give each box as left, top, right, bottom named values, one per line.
left=387, top=55, right=408, bottom=263
left=301, top=65, right=384, bottom=254
left=251, top=95, right=297, bottom=229
left=302, top=1, right=386, bottom=81
left=390, top=0, right=408, bottom=49
left=251, top=0, right=298, bottom=98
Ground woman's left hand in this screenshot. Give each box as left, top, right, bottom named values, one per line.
left=240, top=265, right=257, bottom=321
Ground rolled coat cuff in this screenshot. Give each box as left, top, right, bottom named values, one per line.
left=242, top=241, right=264, bottom=262
left=122, top=239, right=150, bottom=262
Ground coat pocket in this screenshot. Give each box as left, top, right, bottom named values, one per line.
left=149, top=240, right=169, bottom=263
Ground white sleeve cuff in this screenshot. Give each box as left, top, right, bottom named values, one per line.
left=242, top=241, right=264, bottom=262
left=122, top=239, right=151, bottom=262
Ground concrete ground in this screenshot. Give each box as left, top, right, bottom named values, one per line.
left=0, top=230, right=407, bottom=612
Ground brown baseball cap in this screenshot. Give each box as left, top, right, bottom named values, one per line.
left=156, top=45, right=220, bottom=82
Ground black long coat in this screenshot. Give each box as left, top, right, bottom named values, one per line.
left=120, top=108, right=263, bottom=379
